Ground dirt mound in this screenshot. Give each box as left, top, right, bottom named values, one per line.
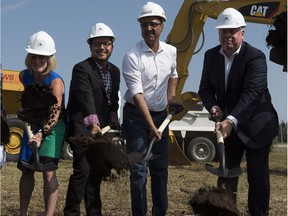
left=189, top=186, right=239, bottom=216
left=69, top=135, right=130, bottom=178
left=17, top=84, right=59, bottom=132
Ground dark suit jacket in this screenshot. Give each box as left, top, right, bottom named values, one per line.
left=66, top=57, right=120, bottom=136
left=199, top=42, right=278, bottom=149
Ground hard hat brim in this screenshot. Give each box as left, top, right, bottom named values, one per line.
left=215, top=25, right=246, bottom=29
left=25, top=48, right=55, bottom=56
left=86, top=36, right=115, bottom=45
left=137, top=14, right=166, bottom=22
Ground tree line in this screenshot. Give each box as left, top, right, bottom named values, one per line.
left=275, top=121, right=287, bottom=144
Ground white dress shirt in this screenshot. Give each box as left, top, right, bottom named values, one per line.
left=122, top=40, right=178, bottom=111
left=219, top=44, right=242, bottom=127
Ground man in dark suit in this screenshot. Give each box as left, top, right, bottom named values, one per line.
left=198, top=8, right=278, bottom=216
left=64, top=23, right=120, bottom=216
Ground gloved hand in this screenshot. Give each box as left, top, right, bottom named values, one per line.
left=108, top=112, right=120, bottom=130
left=209, top=106, right=225, bottom=122
left=169, top=102, right=184, bottom=114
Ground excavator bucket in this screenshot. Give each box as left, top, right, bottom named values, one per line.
left=168, top=130, right=191, bottom=165
left=168, top=91, right=200, bottom=165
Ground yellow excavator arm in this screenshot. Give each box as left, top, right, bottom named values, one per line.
left=166, top=0, right=287, bottom=96
left=166, top=0, right=286, bottom=165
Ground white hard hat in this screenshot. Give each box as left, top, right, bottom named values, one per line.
left=87, top=23, right=115, bottom=44
left=215, top=8, right=246, bottom=29
left=25, top=31, right=56, bottom=56
left=137, top=2, right=166, bottom=22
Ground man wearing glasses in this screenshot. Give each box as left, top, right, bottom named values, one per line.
left=122, top=2, right=180, bottom=216
left=64, top=22, right=120, bottom=216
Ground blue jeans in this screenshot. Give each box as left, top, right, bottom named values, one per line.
left=123, top=104, right=169, bottom=216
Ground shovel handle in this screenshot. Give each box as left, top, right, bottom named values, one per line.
left=128, top=112, right=175, bottom=163
left=100, top=125, right=111, bottom=136
left=215, top=121, right=224, bottom=144
left=23, top=123, right=58, bottom=172
left=25, top=123, right=42, bottom=139
left=94, top=125, right=111, bottom=138
left=216, top=131, right=224, bottom=143
left=25, top=124, right=34, bottom=139
left=142, top=114, right=173, bottom=161
left=158, top=114, right=173, bottom=132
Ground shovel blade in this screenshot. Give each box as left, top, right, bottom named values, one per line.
left=127, top=151, right=161, bottom=163
left=127, top=151, right=145, bottom=163
left=21, top=160, right=57, bottom=172
left=143, top=152, right=161, bottom=162
left=205, top=128, right=242, bottom=178
left=22, top=141, right=58, bottom=172
left=205, top=163, right=242, bottom=178
left=226, top=167, right=242, bottom=177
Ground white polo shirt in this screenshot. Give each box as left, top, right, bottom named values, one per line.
left=122, top=40, right=178, bottom=112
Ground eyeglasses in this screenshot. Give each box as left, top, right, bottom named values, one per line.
left=140, top=21, right=162, bottom=29
left=92, top=41, right=113, bottom=48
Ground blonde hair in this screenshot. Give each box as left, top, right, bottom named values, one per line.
left=25, top=53, right=57, bottom=76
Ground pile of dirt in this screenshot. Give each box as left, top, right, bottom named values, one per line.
left=69, top=134, right=130, bottom=178
left=189, top=186, right=239, bottom=216
left=17, top=84, right=59, bottom=132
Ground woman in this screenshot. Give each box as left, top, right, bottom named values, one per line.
left=17, top=31, right=66, bottom=216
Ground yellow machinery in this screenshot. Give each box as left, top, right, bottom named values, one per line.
left=166, top=0, right=287, bottom=165
left=1, top=69, right=25, bottom=161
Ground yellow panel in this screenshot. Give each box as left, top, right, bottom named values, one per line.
left=2, top=69, right=24, bottom=91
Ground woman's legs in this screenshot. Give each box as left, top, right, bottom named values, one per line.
left=19, top=171, right=35, bottom=216
left=43, top=170, right=58, bottom=216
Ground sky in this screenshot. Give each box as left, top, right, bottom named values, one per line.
left=1, top=0, right=287, bottom=121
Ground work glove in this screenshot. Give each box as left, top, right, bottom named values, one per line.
left=209, top=106, right=225, bottom=122
left=169, top=102, right=184, bottom=115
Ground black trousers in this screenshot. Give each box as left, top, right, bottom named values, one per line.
left=217, top=131, right=271, bottom=216
left=64, top=139, right=102, bottom=216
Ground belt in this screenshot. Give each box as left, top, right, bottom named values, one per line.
left=125, top=102, right=166, bottom=114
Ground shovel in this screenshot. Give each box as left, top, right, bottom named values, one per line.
left=205, top=127, right=242, bottom=178
left=127, top=104, right=184, bottom=163
left=21, top=124, right=57, bottom=172
left=94, top=125, right=112, bottom=138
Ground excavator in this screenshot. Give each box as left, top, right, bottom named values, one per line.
left=1, top=0, right=286, bottom=164
left=1, top=69, right=24, bottom=161
left=166, top=0, right=287, bottom=165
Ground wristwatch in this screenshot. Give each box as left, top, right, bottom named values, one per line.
left=226, top=118, right=235, bottom=128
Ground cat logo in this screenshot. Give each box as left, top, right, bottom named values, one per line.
left=250, top=5, right=269, bottom=17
